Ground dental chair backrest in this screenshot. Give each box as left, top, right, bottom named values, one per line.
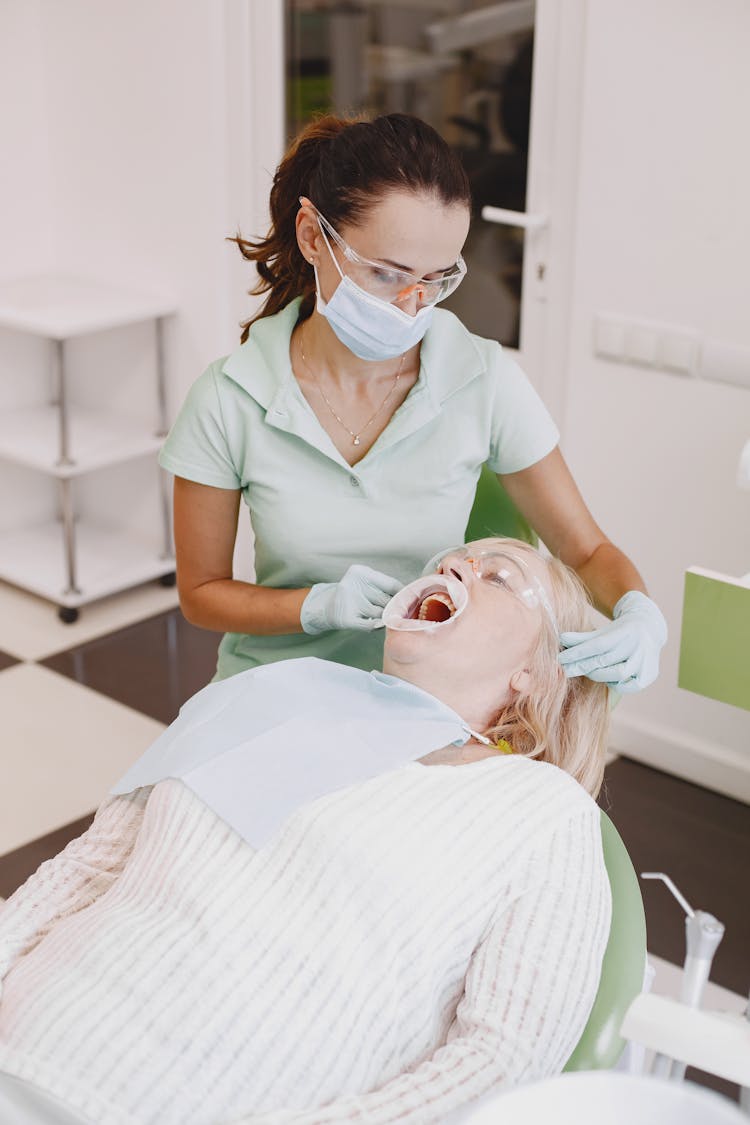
left=464, top=464, right=537, bottom=547
left=564, top=812, right=647, bottom=1070
left=466, top=465, right=647, bottom=1070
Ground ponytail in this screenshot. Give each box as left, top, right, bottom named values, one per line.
left=231, top=115, right=362, bottom=343
left=231, top=112, right=471, bottom=343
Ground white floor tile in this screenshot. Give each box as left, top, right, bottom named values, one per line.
left=0, top=663, right=164, bottom=853
left=0, top=578, right=179, bottom=661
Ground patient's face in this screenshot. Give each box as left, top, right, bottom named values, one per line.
left=383, top=539, right=553, bottom=703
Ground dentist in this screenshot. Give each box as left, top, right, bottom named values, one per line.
left=161, top=112, right=666, bottom=689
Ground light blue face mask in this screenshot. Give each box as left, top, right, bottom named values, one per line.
left=314, top=230, right=434, bottom=362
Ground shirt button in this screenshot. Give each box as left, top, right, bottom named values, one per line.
left=350, top=477, right=359, bottom=487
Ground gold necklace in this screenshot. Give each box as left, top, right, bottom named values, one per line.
left=298, top=342, right=405, bottom=447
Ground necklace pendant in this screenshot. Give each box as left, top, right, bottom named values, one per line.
left=352, top=435, right=361, bottom=446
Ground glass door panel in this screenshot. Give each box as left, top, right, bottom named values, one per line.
left=285, top=1, right=535, bottom=349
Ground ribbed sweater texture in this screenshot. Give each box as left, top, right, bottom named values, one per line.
left=0, top=757, right=610, bottom=1124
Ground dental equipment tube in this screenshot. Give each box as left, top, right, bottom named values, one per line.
left=641, top=873, right=725, bottom=1082
left=742, top=993, right=750, bottom=1114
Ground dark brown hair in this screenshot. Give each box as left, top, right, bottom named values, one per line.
left=231, top=113, right=471, bottom=343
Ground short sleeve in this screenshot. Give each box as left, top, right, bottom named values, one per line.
left=158, top=360, right=242, bottom=489
left=486, top=349, right=560, bottom=475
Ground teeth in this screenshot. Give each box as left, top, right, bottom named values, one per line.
left=418, top=592, right=456, bottom=622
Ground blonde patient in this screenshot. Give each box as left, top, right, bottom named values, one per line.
left=0, top=538, right=611, bottom=1125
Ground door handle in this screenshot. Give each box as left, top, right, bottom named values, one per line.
left=481, top=206, right=548, bottom=231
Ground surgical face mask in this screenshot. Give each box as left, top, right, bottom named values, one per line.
left=421, top=545, right=559, bottom=632
left=314, top=227, right=435, bottom=362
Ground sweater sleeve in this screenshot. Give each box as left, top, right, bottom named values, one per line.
left=0, top=789, right=149, bottom=986
left=240, top=806, right=610, bottom=1125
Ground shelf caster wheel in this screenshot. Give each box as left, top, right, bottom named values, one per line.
left=58, top=606, right=79, bottom=624
left=159, top=571, right=177, bottom=588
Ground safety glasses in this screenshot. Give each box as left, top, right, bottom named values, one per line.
left=306, top=201, right=467, bottom=307
left=422, top=546, right=559, bottom=632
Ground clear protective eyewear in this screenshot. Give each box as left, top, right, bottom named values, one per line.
left=421, top=545, right=559, bottom=633
left=307, top=201, right=467, bottom=307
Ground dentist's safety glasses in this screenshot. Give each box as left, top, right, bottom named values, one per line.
left=306, top=201, right=467, bottom=307
left=382, top=574, right=469, bottom=632
left=420, top=546, right=559, bottom=633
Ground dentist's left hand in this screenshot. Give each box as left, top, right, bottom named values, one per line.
left=557, top=590, right=667, bottom=693
left=301, top=564, right=404, bottom=635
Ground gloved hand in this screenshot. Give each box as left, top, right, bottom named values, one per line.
left=301, top=564, right=404, bottom=635
left=557, top=590, right=667, bottom=693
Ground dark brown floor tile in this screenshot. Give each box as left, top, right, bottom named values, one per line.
left=41, top=610, right=222, bottom=725
left=684, top=1067, right=739, bottom=1105
left=0, top=813, right=95, bottom=899
left=0, top=649, right=20, bottom=672
left=600, top=757, right=750, bottom=997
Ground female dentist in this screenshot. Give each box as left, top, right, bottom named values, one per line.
left=160, top=112, right=666, bottom=689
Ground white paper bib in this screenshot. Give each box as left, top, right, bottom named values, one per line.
left=111, top=658, right=471, bottom=848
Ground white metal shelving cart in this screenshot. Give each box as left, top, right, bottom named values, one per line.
left=0, top=276, right=177, bottom=622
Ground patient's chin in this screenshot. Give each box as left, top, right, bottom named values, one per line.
left=383, top=628, right=424, bottom=669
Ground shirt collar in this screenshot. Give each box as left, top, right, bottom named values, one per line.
left=220, top=299, right=487, bottom=409
left=221, top=300, right=301, bottom=409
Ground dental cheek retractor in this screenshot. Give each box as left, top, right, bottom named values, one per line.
left=382, top=575, right=468, bottom=632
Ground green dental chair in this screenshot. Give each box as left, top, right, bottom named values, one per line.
left=465, top=465, right=647, bottom=1070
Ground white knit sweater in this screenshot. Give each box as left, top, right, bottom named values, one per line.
left=0, top=758, right=610, bottom=1125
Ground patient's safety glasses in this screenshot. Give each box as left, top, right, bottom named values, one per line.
left=310, top=204, right=467, bottom=307
left=421, top=546, right=559, bottom=631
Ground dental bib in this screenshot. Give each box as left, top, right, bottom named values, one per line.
left=111, top=658, right=471, bottom=848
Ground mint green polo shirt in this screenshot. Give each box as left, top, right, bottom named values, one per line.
left=159, top=298, right=559, bottom=680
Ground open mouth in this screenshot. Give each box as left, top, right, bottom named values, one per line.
left=413, top=588, right=457, bottom=622
left=383, top=575, right=467, bottom=632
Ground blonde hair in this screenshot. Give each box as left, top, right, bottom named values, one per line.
left=475, top=538, right=610, bottom=798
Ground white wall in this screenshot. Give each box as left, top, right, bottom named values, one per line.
left=0, top=0, right=284, bottom=568
left=0, top=0, right=52, bottom=282
left=562, top=0, right=750, bottom=797
left=44, top=0, right=231, bottom=379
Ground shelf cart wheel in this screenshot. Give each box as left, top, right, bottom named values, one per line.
left=58, top=606, right=79, bottom=624
left=159, top=571, right=177, bottom=588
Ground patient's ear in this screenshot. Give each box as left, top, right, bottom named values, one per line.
left=509, top=668, right=533, bottom=695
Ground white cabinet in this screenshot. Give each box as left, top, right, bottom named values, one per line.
left=0, top=276, right=177, bottom=622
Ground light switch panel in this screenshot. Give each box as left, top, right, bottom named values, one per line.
left=625, top=324, right=659, bottom=366
left=659, top=332, right=699, bottom=375
left=594, top=316, right=626, bottom=359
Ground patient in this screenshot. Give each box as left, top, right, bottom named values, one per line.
left=0, top=539, right=611, bottom=1125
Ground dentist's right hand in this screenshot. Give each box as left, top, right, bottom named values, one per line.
left=300, top=564, right=403, bottom=634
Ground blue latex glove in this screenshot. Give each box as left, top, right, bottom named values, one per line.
left=558, top=590, right=667, bottom=693
left=301, top=564, right=404, bottom=635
